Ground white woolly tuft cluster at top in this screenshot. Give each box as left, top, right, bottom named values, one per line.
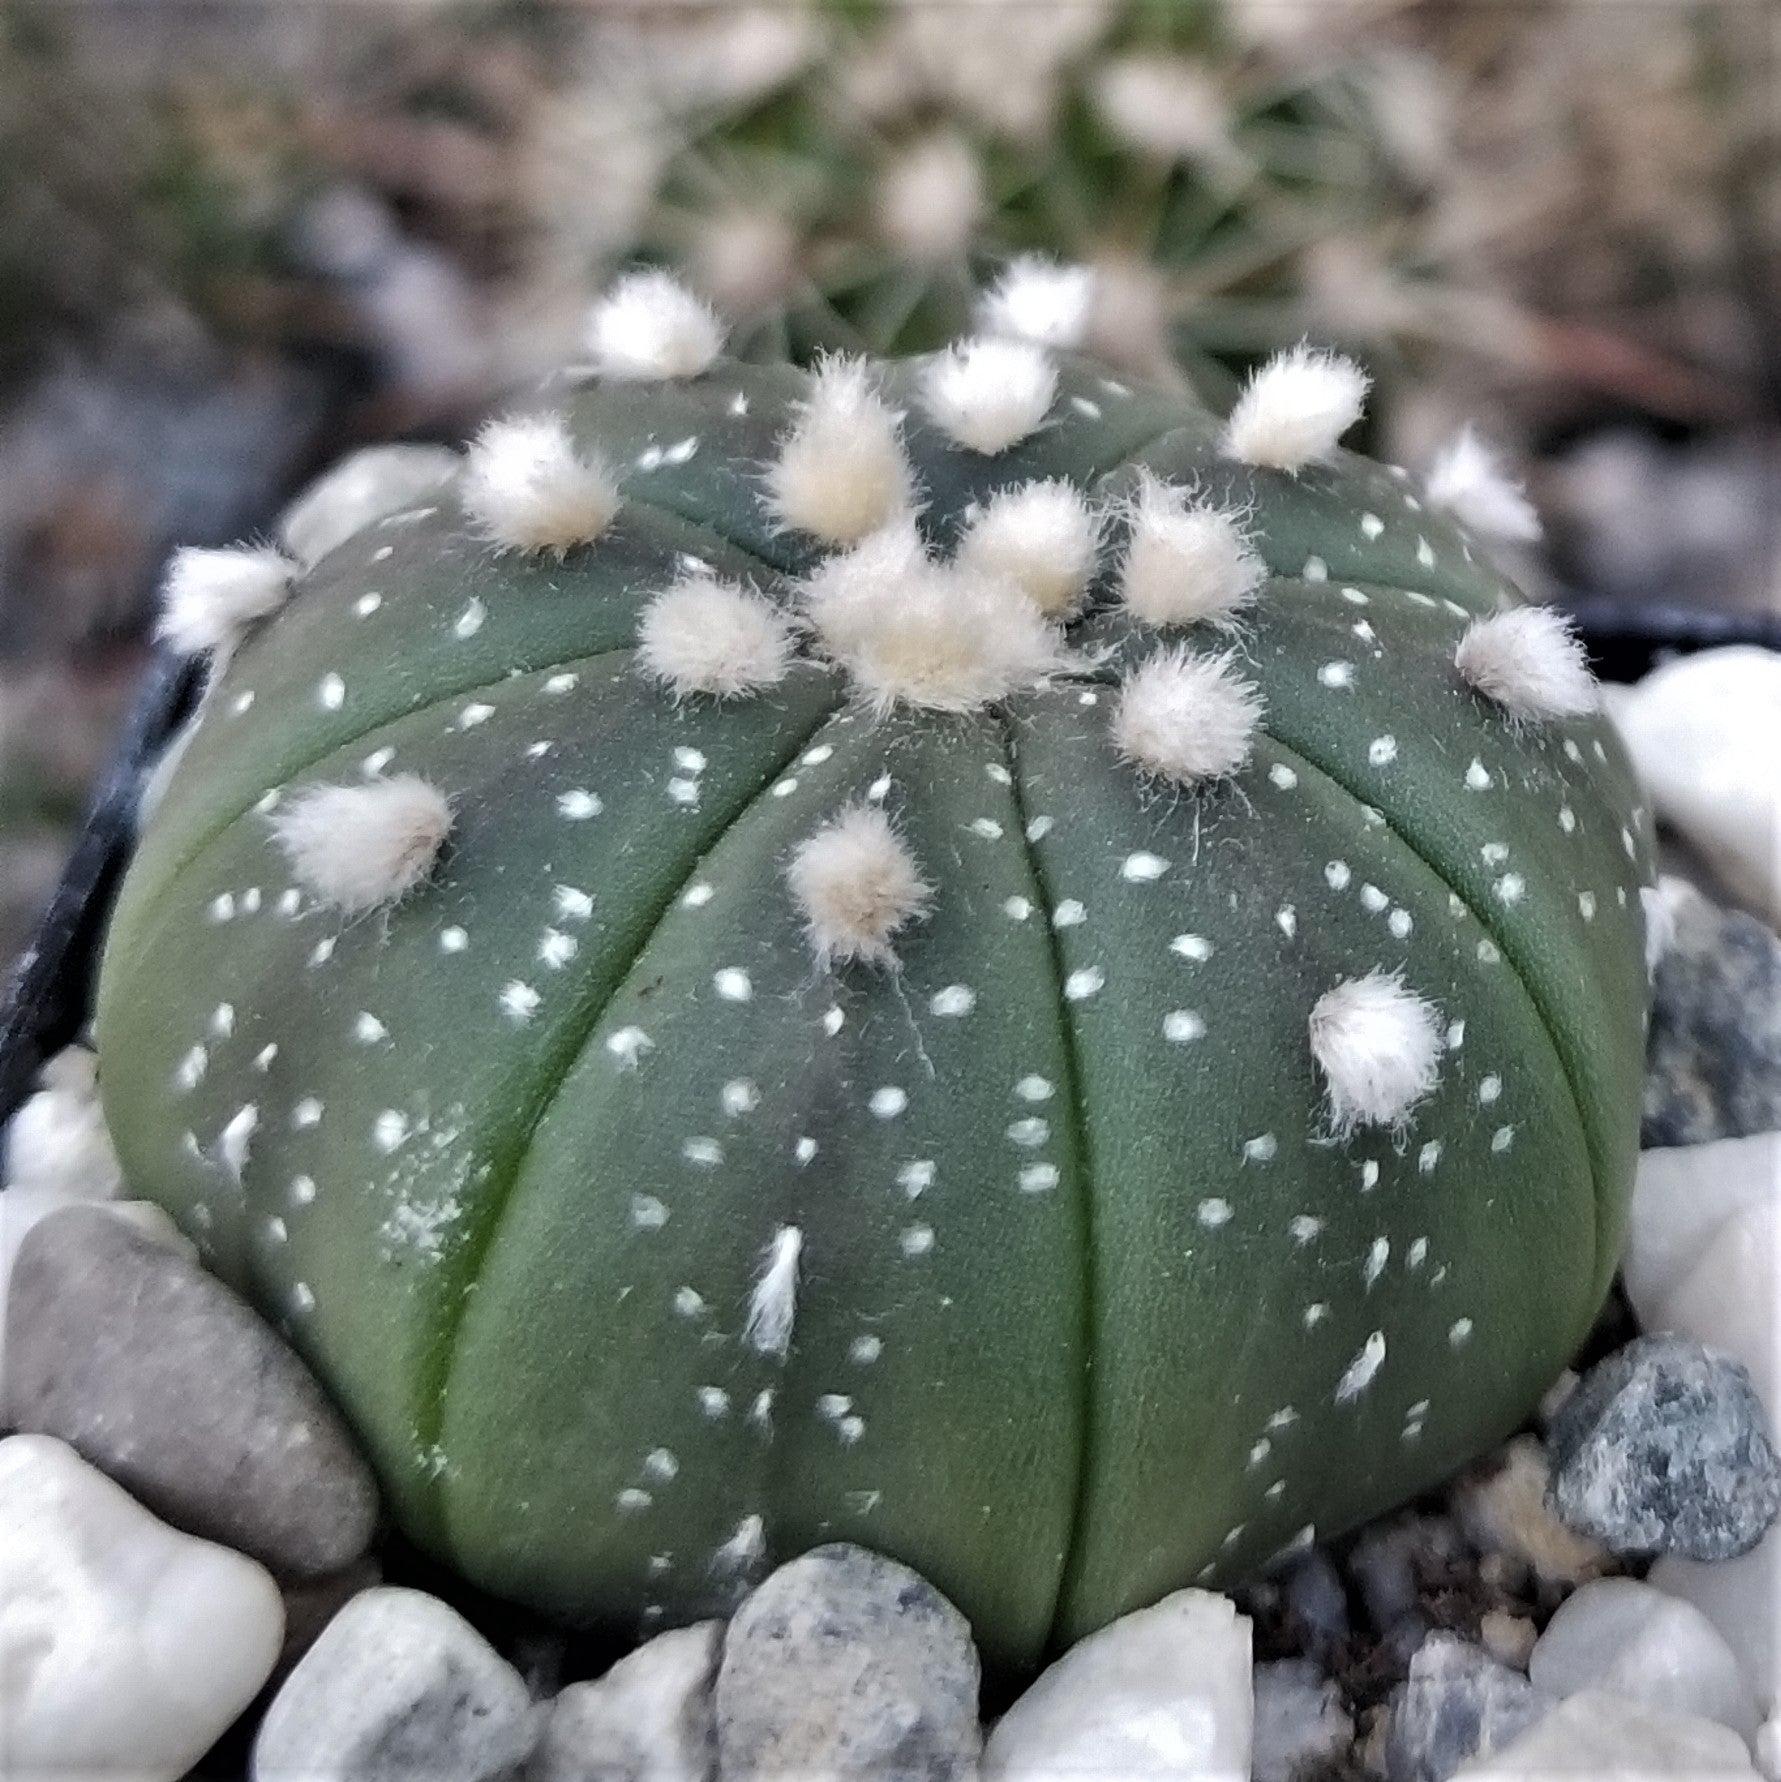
left=956, top=479, right=1102, bottom=617
left=919, top=337, right=1058, bottom=455
left=636, top=574, right=797, bottom=700
left=584, top=270, right=724, bottom=382
left=786, top=804, right=933, bottom=969
left=461, top=414, right=621, bottom=557
left=1454, top=606, right=1598, bottom=724
left=1425, top=426, right=1543, bottom=543
left=1308, top=969, right=1446, bottom=1137
left=269, top=774, right=453, bottom=914
left=1118, top=475, right=1265, bottom=631
left=803, top=529, right=1067, bottom=714
left=157, top=545, right=297, bottom=658
left=765, top=357, right=914, bottom=545
left=1111, top=647, right=1264, bottom=786
left=975, top=257, right=1096, bottom=350
left=1221, top=344, right=1371, bottom=474
left=744, top=1225, right=802, bottom=1359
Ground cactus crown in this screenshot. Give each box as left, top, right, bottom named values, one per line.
left=97, top=272, right=1656, bottom=1670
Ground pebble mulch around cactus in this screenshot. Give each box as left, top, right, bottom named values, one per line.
left=2, top=267, right=1774, bottom=1781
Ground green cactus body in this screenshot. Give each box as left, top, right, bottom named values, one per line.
left=96, top=334, right=1655, bottom=1669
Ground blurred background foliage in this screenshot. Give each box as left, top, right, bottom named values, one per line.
left=0, top=0, right=1775, bottom=966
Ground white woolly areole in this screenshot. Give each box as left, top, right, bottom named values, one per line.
left=1112, top=647, right=1264, bottom=786
left=637, top=575, right=797, bottom=699
left=1426, top=427, right=1542, bottom=544
left=1309, top=969, right=1445, bottom=1137
left=2, top=1046, right=124, bottom=1199
left=1455, top=606, right=1598, bottom=723
left=1118, top=476, right=1265, bottom=631
left=975, top=257, right=1096, bottom=350
left=745, top=1225, right=802, bottom=1359
left=461, top=414, right=620, bottom=556
left=805, top=537, right=1067, bottom=714
left=1221, top=344, right=1371, bottom=473
left=956, top=479, right=1101, bottom=617
left=157, top=545, right=296, bottom=657
left=765, top=357, right=914, bottom=545
left=269, top=774, right=452, bottom=914
left=919, top=337, right=1057, bottom=455
left=584, top=270, right=724, bottom=381
left=787, top=805, right=933, bottom=969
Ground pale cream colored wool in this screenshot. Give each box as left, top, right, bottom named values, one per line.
left=1427, top=427, right=1543, bottom=543
left=1118, top=476, right=1264, bottom=630
left=975, top=257, right=1096, bottom=350
left=919, top=337, right=1057, bottom=454
left=269, top=775, right=453, bottom=914
left=461, top=414, right=621, bottom=557
left=636, top=576, right=797, bottom=699
left=1309, top=969, right=1446, bottom=1136
left=787, top=805, right=933, bottom=969
left=1222, top=344, right=1370, bottom=473
left=157, top=546, right=296, bottom=657
left=1111, top=647, right=1264, bottom=786
left=584, top=270, right=724, bottom=381
left=744, top=1225, right=803, bottom=1359
left=1455, top=607, right=1598, bottom=723
left=956, top=480, right=1102, bottom=617
left=765, top=357, right=915, bottom=545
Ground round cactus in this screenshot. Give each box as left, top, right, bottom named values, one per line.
left=96, top=274, right=1656, bottom=1670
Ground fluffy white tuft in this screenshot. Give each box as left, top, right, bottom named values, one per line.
left=874, top=132, right=984, bottom=263
left=584, top=270, right=725, bottom=381
left=765, top=356, right=915, bottom=545
left=277, top=444, right=460, bottom=567
left=1309, top=969, right=1445, bottom=1137
left=1111, top=647, right=1264, bottom=786
left=744, top=1225, right=802, bottom=1360
left=804, top=532, right=1067, bottom=714
left=787, top=805, right=933, bottom=969
left=1222, top=344, right=1371, bottom=473
left=956, top=479, right=1102, bottom=617
left=637, top=575, right=798, bottom=699
left=461, top=414, right=620, bottom=556
left=975, top=256, right=1096, bottom=350
left=1454, top=606, right=1598, bottom=723
left=269, top=774, right=452, bottom=914
left=157, top=545, right=297, bottom=657
left=1118, top=475, right=1265, bottom=631
left=1426, top=427, right=1543, bottom=543
left=2, top=1047, right=124, bottom=1199
left=919, top=337, right=1057, bottom=455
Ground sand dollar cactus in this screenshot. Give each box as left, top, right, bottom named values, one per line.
left=97, top=272, right=1656, bottom=1669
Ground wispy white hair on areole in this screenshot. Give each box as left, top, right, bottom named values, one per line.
left=585, top=270, right=724, bottom=381
left=975, top=257, right=1096, bottom=350
left=787, top=804, right=933, bottom=969
left=956, top=479, right=1102, bottom=617
left=807, top=544, right=1066, bottom=715
left=1118, top=474, right=1265, bottom=631
left=919, top=337, right=1057, bottom=455
left=1425, top=426, right=1543, bottom=543
left=1222, top=343, right=1371, bottom=473
left=1309, top=969, right=1445, bottom=1137
left=636, top=574, right=797, bottom=699
left=269, top=775, right=452, bottom=914
left=1112, top=647, right=1264, bottom=786
left=1454, top=606, right=1598, bottom=723
left=461, top=414, right=620, bottom=557
left=157, top=545, right=297, bottom=657
left=765, top=356, right=914, bottom=545
left=744, top=1225, right=803, bottom=1359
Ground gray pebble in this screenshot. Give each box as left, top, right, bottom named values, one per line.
left=3, top=1205, right=378, bottom=1578
left=716, top=1544, right=980, bottom=1780
left=1253, top=1659, right=1353, bottom=1782
left=529, top=1623, right=718, bottom=1782
left=1383, top=1634, right=1550, bottom=1782
left=1548, top=1334, right=1781, bottom=1560
left=1643, top=889, right=1781, bottom=1146
left=253, top=1586, right=538, bottom=1782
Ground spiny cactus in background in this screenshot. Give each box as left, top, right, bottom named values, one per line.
left=96, top=268, right=1657, bottom=1670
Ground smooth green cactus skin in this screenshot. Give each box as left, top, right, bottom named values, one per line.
left=96, top=351, right=1655, bottom=1669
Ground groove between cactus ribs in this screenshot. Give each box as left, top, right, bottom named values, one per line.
left=999, top=713, right=1100, bottom=1655
left=419, top=693, right=846, bottom=1544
